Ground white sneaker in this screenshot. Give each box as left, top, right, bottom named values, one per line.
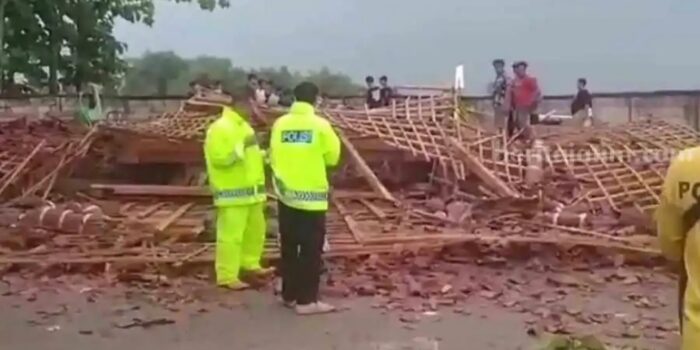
left=278, top=297, right=296, bottom=309
left=295, top=301, right=336, bottom=315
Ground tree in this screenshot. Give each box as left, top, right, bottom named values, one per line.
left=254, top=66, right=302, bottom=91
left=35, top=0, right=77, bottom=93
left=0, top=0, right=230, bottom=93
left=0, top=0, right=36, bottom=91
left=122, top=51, right=363, bottom=97
left=306, top=67, right=359, bottom=96
left=171, top=0, right=230, bottom=11
left=128, top=51, right=188, bottom=95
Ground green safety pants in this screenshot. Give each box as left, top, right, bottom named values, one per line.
left=215, top=202, right=266, bottom=285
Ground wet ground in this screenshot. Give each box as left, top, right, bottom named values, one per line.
left=2, top=293, right=532, bottom=350
left=0, top=266, right=681, bottom=350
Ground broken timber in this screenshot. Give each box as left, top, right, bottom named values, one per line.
left=89, top=184, right=382, bottom=200
left=449, top=138, right=520, bottom=198
left=338, top=131, right=396, bottom=203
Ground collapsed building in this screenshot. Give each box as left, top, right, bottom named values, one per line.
left=0, top=85, right=694, bottom=274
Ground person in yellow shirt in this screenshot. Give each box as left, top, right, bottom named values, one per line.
left=269, top=82, right=341, bottom=315
left=657, top=146, right=700, bottom=349
left=204, top=98, right=273, bottom=290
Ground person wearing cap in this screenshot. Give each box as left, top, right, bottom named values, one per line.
left=269, top=81, right=341, bottom=315
left=204, top=97, right=273, bottom=290
left=509, top=61, right=541, bottom=139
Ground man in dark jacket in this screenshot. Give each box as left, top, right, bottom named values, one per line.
left=379, top=76, right=393, bottom=107
left=365, top=76, right=382, bottom=109
left=571, top=78, right=593, bottom=126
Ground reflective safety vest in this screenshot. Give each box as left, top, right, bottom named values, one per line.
left=657, top=146, right=700, bottom=349
left=270, top=102, right=341, bottom=211
left=204, top=106, right=266, bottom=207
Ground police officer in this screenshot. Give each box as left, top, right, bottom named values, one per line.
left=269, top=82, right=341, bottom=315
left=657, top=147, right=700, bottom=349
left=204, top=98, right=273, bottom=290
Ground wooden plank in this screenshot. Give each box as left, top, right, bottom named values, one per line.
left=156, top=202, right=194, bottom=232
left=337, top=131, right=396, bottom=203
left=138, top=202, right=167, bottom=219
left=90, top=184, right=381, bottom=200
left=91, top=184, right=211, bottom=197
left=119, top=202, right=136, bottom=216
left=359, top=199, right=387, bottom=219
left=448, top=138, right=520, bottom=198
left=22, top=130, right=97, bottom=198
left=0, top=140, right=46, bottom=198
left=172, top=245, right=210, bottom=267
left=343, top=215, right=365, bottom=243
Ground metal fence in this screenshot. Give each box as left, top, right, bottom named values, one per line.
left=464, top=90, right=700, bottom=129
left=2, top=90, right=700, bottom=129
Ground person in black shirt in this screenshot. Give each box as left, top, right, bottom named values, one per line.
left=571, top=78, right=593, bottom=115
left=571, top=78, right=593, bottom=127
left=365, top=76, right=381, bottom=109
left=379, top=76, right=393, bottom=107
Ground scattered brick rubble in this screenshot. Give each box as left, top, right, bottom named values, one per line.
left=0, top=87, right=694, bottom=344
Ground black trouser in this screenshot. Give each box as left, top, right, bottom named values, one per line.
left=278, top=202, right=326, bottom=305
left=506, top=111, right=515, bottom=138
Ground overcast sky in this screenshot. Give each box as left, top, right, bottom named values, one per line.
left=114, top=0, right=700, bottom=94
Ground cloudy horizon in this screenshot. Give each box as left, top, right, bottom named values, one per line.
left=114, top=0, right=700, bottom=94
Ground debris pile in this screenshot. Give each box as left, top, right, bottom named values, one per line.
left=321, top=248, right=677, bottom=340
left=0, top=86, right=695, bottom=277
left=0, top=87, right=690, bottom=346
left=0, top=118, right=96, bottom=201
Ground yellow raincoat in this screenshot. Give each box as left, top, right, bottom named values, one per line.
left=657, top=146, right=700, bottom=349
left=204, top=106, right=266, bottom=285
left=269, top=101, right=340, bottom=211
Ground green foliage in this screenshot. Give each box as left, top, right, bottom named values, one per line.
left=171, top=0, right=230, bottom=11
left=123, top=51, right=362, bottom=96
left=0, top=0, right=229, bottom=92
left=125, top=51, right=188, bottom=94
left=0, top=0, right=359, bottom=95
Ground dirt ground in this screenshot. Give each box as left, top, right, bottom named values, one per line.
left=0, top=265, right=682, bottom=350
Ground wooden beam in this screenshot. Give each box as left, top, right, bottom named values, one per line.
left=90, top=184, right=380, bottom=200
left=157, top=202, right=195, bottom=232
left=91, top=184, right=211, bottom=197
left=337, top=131, right=396, bottom=203
left=0, top=140, right=46, bottom=198
left=448, top=138, right=520, bottom=198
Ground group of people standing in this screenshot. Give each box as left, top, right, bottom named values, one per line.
left=204, top=81, right=341, bottom=315
left=490, top=59, right=594, bottom=138
left=365, top=75, right=393, bottom=109
left=490, top=60, right=542, bottom=139
left=246, top=73, right=294, bottom=107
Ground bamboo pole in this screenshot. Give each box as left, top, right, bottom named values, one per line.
left=0, top=140, right=46, bottom=198
left=337, top=131, right=396, bottom=203
left=449, top=138, right=520, bottom=198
